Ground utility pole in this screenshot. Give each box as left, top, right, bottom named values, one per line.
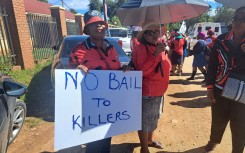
left=103, top=0, right=107, bottom=22
left=61, top=0, right=64, bottom=7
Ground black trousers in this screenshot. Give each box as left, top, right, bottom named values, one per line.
left=210, top=88, right=245, bottom=153
left=85, top=137, right=111, bottom=153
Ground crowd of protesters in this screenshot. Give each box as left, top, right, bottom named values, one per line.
left=66, top=6, right=245, bottom=153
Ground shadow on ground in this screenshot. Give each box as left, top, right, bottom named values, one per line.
left=111, top=143, right=141, bottom=153
left=41, top=143, right=140, bottom=153
left=157, top=146, right=206, bottom=153
left=168, top=90, right=206, bottom=99
left=41, top=145, right=85, bottom=153
left=25, top=64, right=55, bottom=122
left=169, top=79, right=205, bottom=86
left=170, top=97, right=211, bottom=108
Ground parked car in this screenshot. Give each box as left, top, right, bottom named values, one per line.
left=51, top=35, right=131, bottom=87
left=0, top=74, right=27, bottom=153
left=106, top=28, right=132, bottom=57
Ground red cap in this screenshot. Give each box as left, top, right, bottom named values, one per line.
left=83, top=10, right=108, bottom=35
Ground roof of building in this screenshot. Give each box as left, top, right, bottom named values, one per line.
left=24, top=0, right=75, bottom=20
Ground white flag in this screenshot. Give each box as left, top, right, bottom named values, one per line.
left=179, top=21, right=187, bottom=35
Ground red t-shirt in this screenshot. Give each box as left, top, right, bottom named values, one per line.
left=132, top=43, right=171, bottom=96
left=69, top=38, right=121, bottom=70
left=171, top=38, right=185, bottom=55
left=205, top=36, right=216, bottom=49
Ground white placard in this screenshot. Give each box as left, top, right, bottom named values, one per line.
left=54, top=69, right=142, bottom=150
left=179, top=21, right=187, bottom=35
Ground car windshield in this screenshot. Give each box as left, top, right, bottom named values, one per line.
left=107, top=29, right=128, bottom=37
left=61, top=37, right=127, bottom=58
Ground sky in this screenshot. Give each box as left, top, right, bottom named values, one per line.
left=48, top=0, right=223, bottom=15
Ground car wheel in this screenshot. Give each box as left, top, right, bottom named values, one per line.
left=8, top=99, right=27, bottom=144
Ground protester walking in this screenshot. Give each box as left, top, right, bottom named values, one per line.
left=187, top=32, right=208, bottom=82
left=205, top=6, right=245, bottom=153
left=132, top=21, right=171, bottom=153
left=205, top=29, right=216, bottom=49
left=68, top=10, right=130, bottom=153
left=169, top=31, right=187, bottom=76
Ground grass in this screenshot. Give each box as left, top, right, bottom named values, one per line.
left=9, top=59, right=52, bottom=86
left=9, top=59, right=54, bottom=127
left=25, top=117, right=43, bottom=129
left=9, top=59, right=52, bottom=101
left=33, top=48, right=55, bottom=61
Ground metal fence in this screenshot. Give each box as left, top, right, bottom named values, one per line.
left=66, top=20, right=79, bottom=35
left=27, top=13, right=59, bottom=61
left=0, top=7, right=15, bottom=66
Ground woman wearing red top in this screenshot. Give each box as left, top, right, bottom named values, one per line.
left=205, top=29, right=216, bottom=49
left=132, top=21, right=171, bottom=153
left=69, top=10, right=129, bottom=153
left=170, top=31, right=186, bottom=76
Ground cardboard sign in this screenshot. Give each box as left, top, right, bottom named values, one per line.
left=54, top=70, right=142, bottom=150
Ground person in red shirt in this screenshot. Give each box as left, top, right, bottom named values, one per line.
left=205, top=29, right=216, bottom=49
left=69, top=10, right=129, bottom=153
left=169, top=31, right=187, bottom=76
left=132, top=21, right=171, bottom=153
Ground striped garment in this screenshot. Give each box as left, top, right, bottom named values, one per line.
left=206, top=31, right=245, bottom=90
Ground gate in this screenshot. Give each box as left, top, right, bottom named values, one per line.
left=0, top=7, right=15, bottom=66
left=27, top=13, right=59, bottom=61
left=66, top=20, right=79, bottom=35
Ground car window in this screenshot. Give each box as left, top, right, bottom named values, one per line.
left=61, top=38, right=85, bottom=58
left=215, top=27, right=219, bottom=32
left=108, top=29, right=128, bottom=37
left=108, top=40, right=127, bottom=57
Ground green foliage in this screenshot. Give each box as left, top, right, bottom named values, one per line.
left=88, top=0, right=127, bottom=26
left=37, top=0, right=48, bottom=3
left=33, top=48, right=55, bottom=61
left=168, top=22, right=181, bottom=32
left=185, top=9, right=214, bottom=30
left=88, top=0, right=102, bottom=11
left=105, top=0, right=127, bottom=18
left=9, top=60, right=52, bottom=86
left=0, top=61, right=13, bottom=76
left=25, top=117, right=42, bottom=129
left=69, top=8, right=77, bottom=14
left=213, top=7, right=235, bottom=24
left=109, top=16, right=122, bottom=26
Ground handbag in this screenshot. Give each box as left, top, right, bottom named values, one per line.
left=221, top=73, right=245, bottom=104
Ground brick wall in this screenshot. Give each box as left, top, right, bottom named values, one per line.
left=1, top=0, right=34, bottom=69
left=75, top=14, right=84, bottom=35
left=50, top=6, right=67, bottom=41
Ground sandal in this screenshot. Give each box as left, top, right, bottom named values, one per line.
left=148, top=141, right=163, bottom=149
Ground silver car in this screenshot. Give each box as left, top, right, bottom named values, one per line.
left=51, top=35, right=131, bottom=87
left=0, top=75, right=27, bottom=153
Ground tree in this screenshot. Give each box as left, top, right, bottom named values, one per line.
left=213, top=6, right=234, bottom=24
left=88, top=0, right=102, bottom=11
left=185, top=9, right=214, bottom=31
left=109, top=16, right=121, bottom=27
left=69, top=8, right=77, bottom=14
left=37, top=0, right=48, bottom=3
left=88, top=0, right=127, bottom=26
